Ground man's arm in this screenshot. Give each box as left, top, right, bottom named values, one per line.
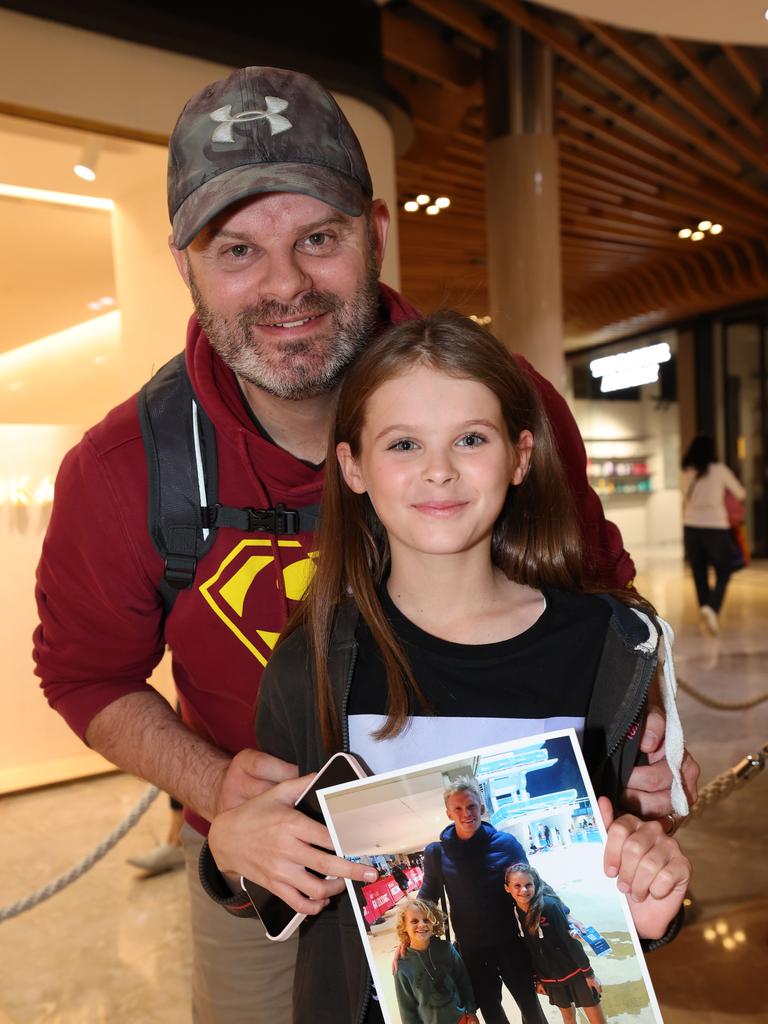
left=417, top=843, right=444, bottom=903
left=36, top=430, right=285, bottom=827
left=85, top=692, right=237, bottom=821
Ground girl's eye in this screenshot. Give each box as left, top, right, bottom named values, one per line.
left=389, top=438, right=419, bottom=452
left=457, top=432, right=486, bottom=448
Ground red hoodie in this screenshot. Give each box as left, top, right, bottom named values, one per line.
left=33, top=285, right=632, bottom=834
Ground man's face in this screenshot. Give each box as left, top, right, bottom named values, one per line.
left=445, top=789, right=485, bottom=841
left=171, top=192, right=389, bottom=401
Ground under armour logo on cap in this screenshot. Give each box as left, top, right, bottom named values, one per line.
left=168, top=66, right=374, bottom=249
left=209, top=97, right=292, bottom=143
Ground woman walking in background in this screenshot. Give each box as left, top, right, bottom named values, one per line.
left=681, top=435, right=746, bottom=635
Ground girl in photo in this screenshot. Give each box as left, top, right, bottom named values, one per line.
left=393, top=897, right=479, bottom=1024
left=504, top=863, right=607, bottom=1023
left=207, top=311, right=691, bottom=1024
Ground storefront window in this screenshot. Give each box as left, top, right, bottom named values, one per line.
left=567, top=331, right=680, bottom=552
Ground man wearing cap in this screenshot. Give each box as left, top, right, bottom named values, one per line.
left=33, top=66, right=695, bottom=1023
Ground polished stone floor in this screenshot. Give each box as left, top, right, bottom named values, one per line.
left=1, top=547, right=766, bottom=1023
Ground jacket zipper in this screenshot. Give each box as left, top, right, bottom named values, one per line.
left=607, top=651, right=657, bottom=759
left=340, top=642, right=358, bottom=754
left=339, top=641, right=372, bottom=1024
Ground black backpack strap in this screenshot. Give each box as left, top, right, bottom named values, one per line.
left=139, top=353, right=219, bottom=609
left=138, top=353, right=322, bottom=613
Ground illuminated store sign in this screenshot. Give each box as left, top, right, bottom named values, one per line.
left=590, top=342, right=671, bottom=393
left=0, top=476, right=54, bottom=506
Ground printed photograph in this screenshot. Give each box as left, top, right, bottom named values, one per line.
left=318, top=729, right=664, bottom=1024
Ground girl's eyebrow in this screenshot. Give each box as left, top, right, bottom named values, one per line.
left=374, top=419, right=501, bottom=442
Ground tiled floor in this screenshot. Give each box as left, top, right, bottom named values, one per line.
left=1, top=548, right=766, bottom=1023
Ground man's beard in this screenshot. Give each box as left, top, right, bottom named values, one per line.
left=189, top=252, right=380, bottom=402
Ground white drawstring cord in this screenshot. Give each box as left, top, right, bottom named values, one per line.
left=631, top=610, right=689, bottom=818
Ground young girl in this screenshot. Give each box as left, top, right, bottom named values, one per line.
left=393, top=898, right=479, bottom=1024
left=206, top=311, right=690, bottom=1024
left=504, top=863, right=605, bottom=1024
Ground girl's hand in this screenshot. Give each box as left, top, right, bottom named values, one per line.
left=208, top=773, right=379, bottom=916
left=535, top=981, right=546, bottom=995
left=598, top=797, right=691, bottom=940
left=586, top=973, right=602, bottom=996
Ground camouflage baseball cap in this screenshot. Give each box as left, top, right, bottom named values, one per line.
left=168, top=66, right=374, bottom=249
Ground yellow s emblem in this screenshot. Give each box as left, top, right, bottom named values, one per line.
left=199, top=538, right=318, bottom=665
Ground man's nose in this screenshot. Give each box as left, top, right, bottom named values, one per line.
left=258, top=249, right=312, bottom=305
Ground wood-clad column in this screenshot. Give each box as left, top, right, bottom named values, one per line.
left=484, top=25, right=565, bottom=389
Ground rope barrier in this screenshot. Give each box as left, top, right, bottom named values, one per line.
left=677, top=676, right=768, bottom=712
left=0, top=784, right=160, bottom=923
left=679, top=745, right=767, bottom=827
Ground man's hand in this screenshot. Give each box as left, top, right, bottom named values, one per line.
left=621, top=703, right=699, bottom=820
left=391, top=941, right=408, bottom=974
left=599, top=797, right=691, bottom=941
left=208, top=772, right=379, bottom=916
left=215, top=749, right=299, bottom=815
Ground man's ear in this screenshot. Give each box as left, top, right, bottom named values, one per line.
left=369, top=199, right=390, bottom=269
left=336, top=442, right=366, bottom=494
left=169, top=236, right=191, bottom=287
left=511, top=430, right=534, bottom=485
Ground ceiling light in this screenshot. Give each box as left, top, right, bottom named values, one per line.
left=691, top=230, right=705, bottom=241
left=425, top=204, right=439, bottom=215
left=403, top=200, right=419, bottom=212
left=698, top=220, right=712, bottom=231
left=678, top=228, right=692, bottom=239
left=709, top=223, right=723, bottom=234
left=87, top=296, right=116, bottom=311
left=416, top=194, right=430, bottom=205
left=73, top=164, right=96, bottom=182
left=435, top=197, right=450, bottom=208
left=73, top=140, right=100, bottom=182
left=0, top=183, right=114, bottom=210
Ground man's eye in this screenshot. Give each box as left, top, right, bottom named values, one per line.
left=228, top=244, right=250, bottom=258
left=306, top=232, right=329, bottom=246
left=457, top=432, right=486, bottom=448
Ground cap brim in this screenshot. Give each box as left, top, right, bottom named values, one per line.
left=172, top=163, right=368, bottom=249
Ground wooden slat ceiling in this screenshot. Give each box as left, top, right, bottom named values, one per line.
left=382, top=0, right=768, bottom=343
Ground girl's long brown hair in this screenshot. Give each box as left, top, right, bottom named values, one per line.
left=281, top=310, right=588, bottom=752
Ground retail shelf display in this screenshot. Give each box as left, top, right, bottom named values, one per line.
left=587, top=455, right=652, bottom=496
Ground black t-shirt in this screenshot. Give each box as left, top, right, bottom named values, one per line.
left=348, top=585, right=612, bottom=774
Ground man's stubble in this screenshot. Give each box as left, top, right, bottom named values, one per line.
left=188, top=236, right=381, bottom=402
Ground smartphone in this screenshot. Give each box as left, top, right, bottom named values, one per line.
left=576, top=924, right=612, bottom=957
left=240, top=752, right=368, bottom=941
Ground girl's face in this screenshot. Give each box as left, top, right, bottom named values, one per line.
left=505, top=871, right=536, bottom=908
left=336, top=365, right=533, bottom=564
left=403, top=907, right=434, bottom=948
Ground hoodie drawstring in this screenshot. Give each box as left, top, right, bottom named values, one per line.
left=630, top=610, right=689, bottom=818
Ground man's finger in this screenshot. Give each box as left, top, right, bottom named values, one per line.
left=638, top=704, right=665, bottom=754
left=232, top=749, right=300, bottom=783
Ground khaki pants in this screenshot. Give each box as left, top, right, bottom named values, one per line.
left=181, top=823, right=298, bottom=1023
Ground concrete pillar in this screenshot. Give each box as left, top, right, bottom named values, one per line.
left=484, top=26, right=565, bottom=390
